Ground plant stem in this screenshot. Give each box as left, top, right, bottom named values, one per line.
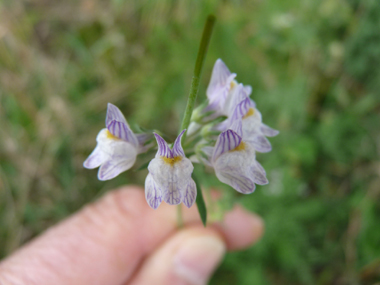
left=177, top=15, right=216, bottom=228
left=180, top=15, right=216, bottom=138
left=177, top=204, right=183, bottom=228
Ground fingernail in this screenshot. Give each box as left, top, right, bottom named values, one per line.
left=174, top=236, right=226, bottom=285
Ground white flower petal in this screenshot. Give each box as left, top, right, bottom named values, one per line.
left=212, top=140, right=260, bottom=193
left=207, top=59, right=234, bottom=101
left=96, top=128, right=112, bottom=145
left=223, top=83, right=248, bottom=116
left=216, top=170, right=256, bottom=194
left=248, top=135, right=272, bottom=153
left=254, top=160, right=266, bottom=175
left=260, top=124, right=280, bottom=137
left=83, top=129, right=111, bottom=169
left=98, top=153, right=136, bottom=180
left=251, top=161, right=269, bottom=185
left=97, top=139, right=138, bottom=180
left=83, top=145, right=108, bottom=169
left=145, top=173, right=163, bottom=209
left=147, top=131, right=195, bottom=207
left=241, top=114, right=263, bottom=139
left=148, top=155, right=194, bottom=206
left=183, top=179, right=197, bottom=208
left=83, top=105, right=143, bottom=181
left=244, top=85, right=252, bottom=95
left=252, top=107, right=263, bottom=121
left=148, top=156, right=194, bottom=189
left=97, top=162, right=118, bottom=180
left=163, top=183, right=183, bottom=205
left=206, top=59, right=237, bottom=112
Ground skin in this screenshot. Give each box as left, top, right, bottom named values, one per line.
left=0, top=186, right=264, bottom=285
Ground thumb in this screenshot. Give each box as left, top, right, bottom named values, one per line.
left=130, top=227, right=226, bottom=285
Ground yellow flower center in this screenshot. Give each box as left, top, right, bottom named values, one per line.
left=230, top=80, right=237, bottom=89
left=243, top=108, right=255, bottom=119
left=106, top=130, right=120, bottom=140
left=162, top=156, right=182, bottom=166
left=231, top=141, right=246, bottom=152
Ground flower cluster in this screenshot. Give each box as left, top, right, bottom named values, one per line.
left=195, top=59, right=279, bottom=194
left=84, top=59, right=278, bottom=209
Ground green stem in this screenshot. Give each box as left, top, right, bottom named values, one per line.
left=177, top=204, right=183, bottom=228
left=177, top=15, right=215, bottom=228
left=180, top=15, right=216, bottom=138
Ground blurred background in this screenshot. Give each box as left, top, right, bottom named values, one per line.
left=1, top=0, right=380, bottom=284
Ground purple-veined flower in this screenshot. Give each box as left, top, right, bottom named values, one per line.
left=208, top=120, right=268, bottom=194
left=222, top=82, right=253, bottom=118
left=206, top=59, right=251, bottom=115
left=145, top=130, right=197, bottom=209
left=229, top=96, right=279, bottom=152
left=83, top=103, right=148, bottom=181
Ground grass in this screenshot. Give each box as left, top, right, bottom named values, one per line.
left=1, top=0, right=380, bottom=284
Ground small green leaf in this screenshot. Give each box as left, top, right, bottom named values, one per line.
left=193, top=174, right=207, bottom=227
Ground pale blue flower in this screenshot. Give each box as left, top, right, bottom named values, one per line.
left=229, top=96, right=279, bottom=152
left=206, top=59, right=251, bottom=115
left=208, top=120, right=268, bottom=194
left=145, top=130, right=197, bottom=209
left=83, top=103, right=148, bottom=180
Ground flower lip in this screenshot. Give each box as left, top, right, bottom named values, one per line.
left=83, top=128, right=138, bottom=181
left=145, top=129, right=196, bottom=209
left=210, top=131, right=269, bottom=194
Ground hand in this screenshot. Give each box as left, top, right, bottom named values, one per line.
left=0, top=186, right=263, bottom=285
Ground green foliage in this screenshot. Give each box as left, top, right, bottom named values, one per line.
left=193, top=170, right=207, bottom=227
left=0, top=0, right=379, bottom=284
